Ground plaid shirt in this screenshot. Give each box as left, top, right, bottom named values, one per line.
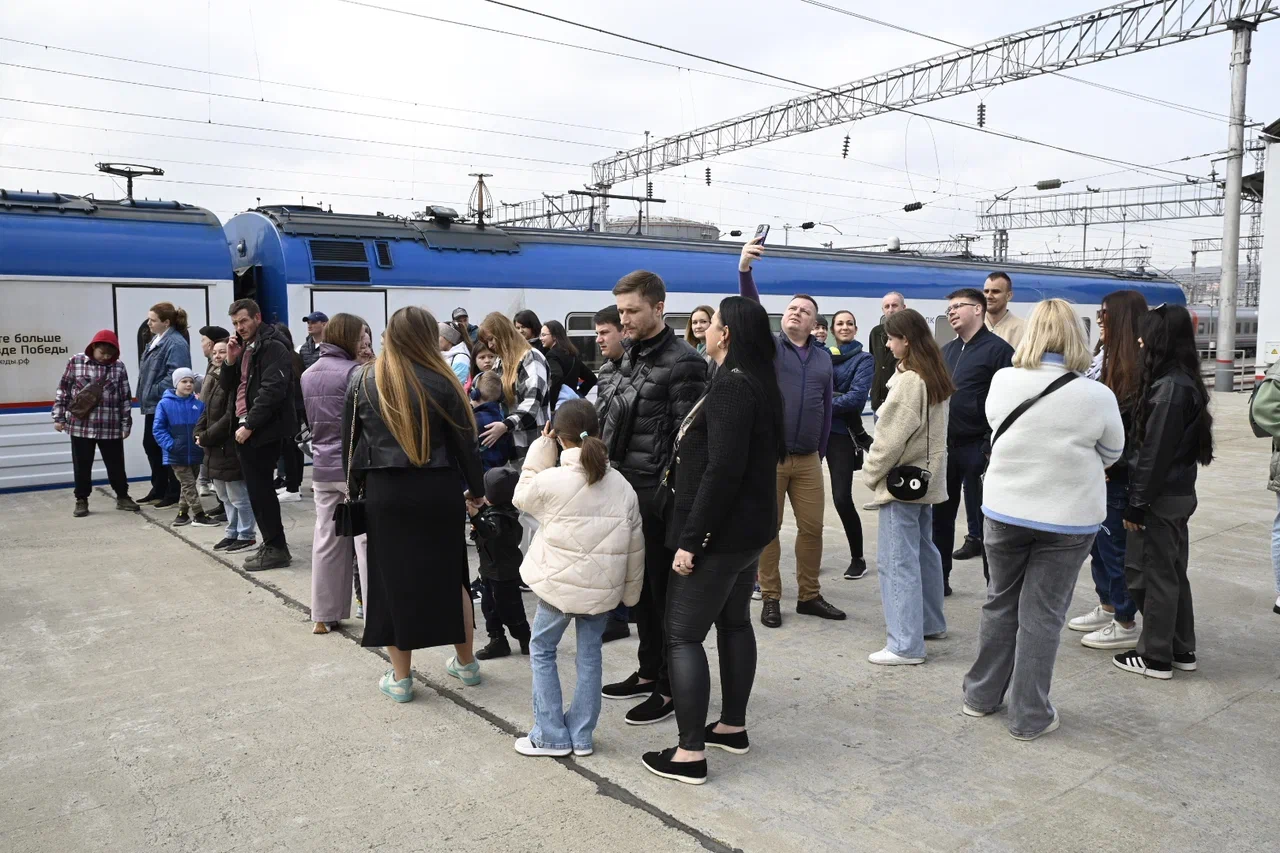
left=52, top=353, right=133, bottom=440
left=499, top=348, right=549, bottom=452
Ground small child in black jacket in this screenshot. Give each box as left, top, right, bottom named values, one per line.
left=468, top=467, right=531, bottom=659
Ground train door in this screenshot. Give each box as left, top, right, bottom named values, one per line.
left=310, top=288, right=388, bottom=351
left=113, top=284, right=209, bottom=380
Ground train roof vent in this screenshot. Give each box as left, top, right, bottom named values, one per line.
left=309, top=239, right=368, bottom=263
left=374, top=240, right=392, bottom=268
left=313, top=265, right=372, bottom=283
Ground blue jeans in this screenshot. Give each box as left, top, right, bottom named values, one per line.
left=1089, top=478, right=1135, bottom=623
left=877, top=502, right=947, bottom=659
left=212, top=478, right=255, bottom=541
left=1272, top=493, right=1280, bottom=595
left=528, top=601, right=609, bottom=751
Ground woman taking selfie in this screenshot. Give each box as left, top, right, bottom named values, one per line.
left=642, top=295, right=784, bottom=786
left=342, top=306, right=486, bottom=702
left=860, top=308, right=952, bottom=667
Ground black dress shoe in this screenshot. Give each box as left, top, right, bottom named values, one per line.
left=952, top=537, right=983, bottom=561
left=602, top=671, right=657, bottom=700
left=796, top=596, right=846, bottom=620
left=642, top=747, right=706, bottom=785
left=625, top=692, right=674, bottom=726
left=475, top=638, right=511, bottom=660
left=703, top=722, right=749, bottom=754
left=602, top=618, right=631, bottom=643
left=843, top=558, right=868, bottom=580
left=944, top=583, right=953, bottom=597
left=760, top=598, right=782, bottom=628
left=154, top=496, right=179, bottom=509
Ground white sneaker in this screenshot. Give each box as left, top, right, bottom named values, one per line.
left=278, top=490, right=302, bottom=503
left=868, top=648, right=925, bottom=666
left=1273, top=595, right=1280, bottom=615
left=1081, top=620, right=1140, bottom=650
left=751, top=583, right=763, bottom=601
left=1010, top=711, right=1060, bottom=741
left=198, top=484, right=214, bottom=497
left=862, top=501, right=878, bottom=511
left=514, top=736, right=571, bottom=757
left=1068, top=604, right=1113, bottom=633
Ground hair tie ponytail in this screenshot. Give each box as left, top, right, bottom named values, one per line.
left=580, top=430, right=588, bottom=439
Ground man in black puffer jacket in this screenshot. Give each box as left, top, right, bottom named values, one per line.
left=599, top=271, right=707, bottom=727
left=222, top=298, right=298, bottom=571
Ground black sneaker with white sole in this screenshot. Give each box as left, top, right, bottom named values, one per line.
left=703, top=722, right=749, bottom=754
left=624, top=692, right=674, bottom=726
left=1112, top=651, right=1172, bottom=680
left=642, top=747, right=707, bottom=785
left=602, top=671, right=657, bottom=700
left=843, top=558, right=868, bottom=580
left=1172, top=652, right=1198, bottom=671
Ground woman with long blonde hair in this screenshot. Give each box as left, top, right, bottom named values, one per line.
left=341, top=306, right=486, bottom=702
left=477, top=312, right=550, bottom=460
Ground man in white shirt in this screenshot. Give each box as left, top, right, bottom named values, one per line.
left=983, top=272, right=1026, bottom=350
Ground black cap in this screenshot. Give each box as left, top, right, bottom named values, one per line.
left=199, top=325, right=230, bottom=342
left=483, top=467, right=518, bottom=507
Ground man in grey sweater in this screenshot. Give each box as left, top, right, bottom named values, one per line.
left=739, top=239, right=845, bottom=628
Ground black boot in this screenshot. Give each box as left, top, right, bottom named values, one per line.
left=602, top=618, right=631, bottom=643
left=475, top=637, right=511, bottom=660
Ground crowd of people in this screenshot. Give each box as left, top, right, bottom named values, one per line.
left=54, top=233, right=1277, bottom=783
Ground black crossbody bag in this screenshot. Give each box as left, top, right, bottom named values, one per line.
left=991, top=372, right=1079, bottom=447
left=333, top=368, right=369, bottom=537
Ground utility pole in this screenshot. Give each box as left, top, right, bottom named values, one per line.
left=1215, top=20, right=1254, bottom=392
left=643, top=130, right=650, bottom=237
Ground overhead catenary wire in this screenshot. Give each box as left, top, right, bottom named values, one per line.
left=0, top=36, right=637, bottom=136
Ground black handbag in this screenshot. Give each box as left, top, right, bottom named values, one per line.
left=333, top=369, right=368, bottom=537
left=886, top=396, right=932, bottom=501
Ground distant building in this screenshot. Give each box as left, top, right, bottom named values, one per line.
left=605, top=216, right=720, bottom=241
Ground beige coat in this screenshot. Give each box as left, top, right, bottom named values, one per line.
left=513, top=437, right=646, bottom=615
left=860, top=368, right=950, bottom=505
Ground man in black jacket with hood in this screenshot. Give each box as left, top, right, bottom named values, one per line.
left=599, top=271, right=707, bottom=727
left=222, top=298, right=298, bottom=570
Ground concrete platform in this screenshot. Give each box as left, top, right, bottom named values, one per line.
left=3, top=391, right=1278, bottom=853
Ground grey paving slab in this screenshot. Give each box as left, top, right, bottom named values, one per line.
left=2, top=391, right=1277, bottom=853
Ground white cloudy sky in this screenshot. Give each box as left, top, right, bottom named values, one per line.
left=1, top=0, right=1275, bottom=271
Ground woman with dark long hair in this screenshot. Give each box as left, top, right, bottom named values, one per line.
left=1068, top=290, right=1148, bottom=649
left=477, top=313, right=550, bottom=460
left=826, top=309, right=875, bottom=580
left=341, top=306, right=486, bottom=701
left=539, top=319, right=597, bottom=409
left=684, top=305, right=715, bottom=358
left=860, top=308, right=954, bottom=666
left=513, top=310, right=544, bottom=353
left=1113, top=303, right=1213, bottom=680
left=642, top=295, right=785, bottom=786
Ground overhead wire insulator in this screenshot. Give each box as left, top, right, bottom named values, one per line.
left=705, top=167, right=711, bottom=186
left=842, top=135, right=850, bottom=158
left=903, top=201, right=923, bottom=213
left=977, top=102, right=987, bottom=128
left=646, top=181, right=653, bottom=199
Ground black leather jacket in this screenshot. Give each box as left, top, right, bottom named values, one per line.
left=1125, top=367, right=1206, bottom=524
left=869, top=323, right=897, bottom=412
left=340, top=363, right=485, bottom=498
left=599, top=326, right=707, bottom=488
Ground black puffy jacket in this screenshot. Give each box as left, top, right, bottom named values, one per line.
left=1125, top=367, right=1207, bottom=524
left=599, top=326, right=707, bottom=488
left=219, top=321, right=298, bottom=447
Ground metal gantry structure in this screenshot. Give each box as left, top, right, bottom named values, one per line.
left=1012, top=247, right=1154, bottom=269
left=975, top=181, right=1261, bottom=230
left=844, top=236, right=981, bottom=255
left=588, top=0, right=1280, bottom=187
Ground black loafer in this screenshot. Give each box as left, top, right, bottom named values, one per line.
left=796, top=596, right=846, bottom=620
left=625, top=692, right=674, bottom=726
left=760, top=598, right=782, bottom=629
left=704, top=722, right=749, bottom=754
left=602, top=671, right=657, bottom=700
left=602, top=618, right=631, bottom=643
left=642, top=747, right=706, bottom=785
left=952, top=537, right=983, bottom=561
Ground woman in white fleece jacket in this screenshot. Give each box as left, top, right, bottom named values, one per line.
left=962, top=298, right=1124, bottom=742
left=511, top=399, right=645, bottom=758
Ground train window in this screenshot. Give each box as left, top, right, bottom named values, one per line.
left=934, top=315, right=956, bottom=346
left=566, top=312, right=606, bottom=370
left=769, top=315, right=783, bottom=333
left=665, top=314, right=691, bottom=338
left=1236, top=322, right=1243, bottom=334
left=1081, top=317, right=1091, bottom=339
left=1196, top=321, right=1205, bottom=334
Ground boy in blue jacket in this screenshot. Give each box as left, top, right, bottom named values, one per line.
left=472, top=371, right=514, bottom=472
left=154, top=368, right=214, bottom=527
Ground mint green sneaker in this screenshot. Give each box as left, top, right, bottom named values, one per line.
left=445, top=655, right=481, bottom=686
left=379, top=669, right=414, bottom=703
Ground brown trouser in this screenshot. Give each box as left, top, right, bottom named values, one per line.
left=171, top=464, right=202, bottom=515
left=758, top=452, right=825, bottom=603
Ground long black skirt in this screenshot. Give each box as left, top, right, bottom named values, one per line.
left=361, top=467, right=471, bottom=651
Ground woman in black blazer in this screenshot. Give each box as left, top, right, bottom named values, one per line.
left=642, top=295, right=786, bottom=786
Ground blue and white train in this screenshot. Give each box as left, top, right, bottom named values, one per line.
left=1, top=193, right=1185, bottom=493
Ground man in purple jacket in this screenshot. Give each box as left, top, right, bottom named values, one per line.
left=739, top=239, right=846, bottom=628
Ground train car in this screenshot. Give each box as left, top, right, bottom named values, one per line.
left=0, top=191, right=234, bottom=493
left=224, top=205, right=1184, bottom=369
left=1188, top=304, right=1258, bottom=356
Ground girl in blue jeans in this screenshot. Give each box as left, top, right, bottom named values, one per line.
left=511, top=401, right=645, bottom=757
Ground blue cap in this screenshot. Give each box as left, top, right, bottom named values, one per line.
left=302, top=312, right=329, bottom=323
